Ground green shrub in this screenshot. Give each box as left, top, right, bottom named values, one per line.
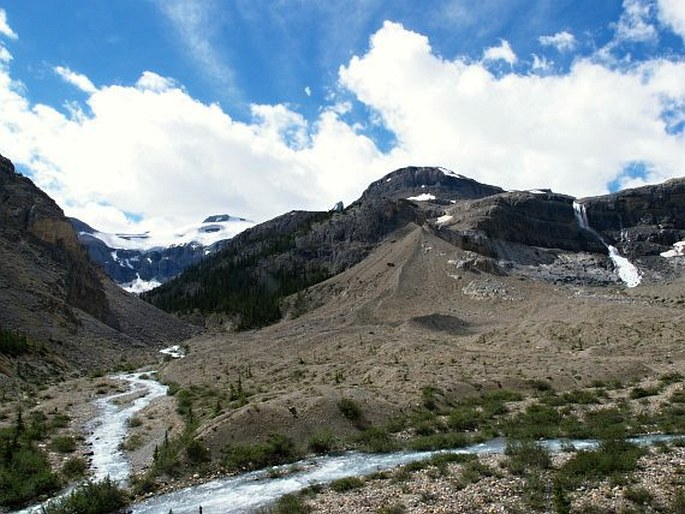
left=268, top=493, right=312, bottom=513
left=355, top=427, right=396, bottom=453
left=62, top=457, right=88, bottom=479
left=624, top=485, right=653, bottom=506
left=558, top=438, right=645, bottom=488
left=504, top=404, right=562, bottom=439
left=338, top=398, right=362, bottom=421
left=630, top=386, right=660, bottom=399
left=0, top=329, right=29, bottom=356
left=408, top=432, right=470, bottom=451
left=41, top=477, right=128, bottom=514
left=330, top=476, right=365, bottom=492
left=505, top=439, right=552, bottom=475
left=0, top=418, right=60, bottom=508
left=222, top=434, right=301, bottom=471
left=447, top=406, right=480, bottom=431
left=308, top=430, right=336, bottom=454
left=50, top=435, right=77, bottom=453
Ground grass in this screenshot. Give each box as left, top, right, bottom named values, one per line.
left=505, top=439, right=552, bottom=476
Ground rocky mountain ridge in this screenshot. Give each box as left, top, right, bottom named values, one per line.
left=143, top=166, right=685, bottom=329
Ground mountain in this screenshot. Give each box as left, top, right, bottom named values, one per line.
left=71, top=214, right=254, bottom=293
left=144, top=166, right=685, bottom=329
left=153, top=166, right=685, bottom=457
left=0, top=153, right=196, bottom=395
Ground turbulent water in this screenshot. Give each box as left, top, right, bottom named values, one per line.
left=572, top=201, right=641, bottom=287
left=87, top=372, right=168, bottom=483
left=13, top=372, right=167, bottom=514
left=131, top=435, right=680, bottom=514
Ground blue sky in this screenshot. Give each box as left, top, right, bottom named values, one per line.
left=0, top=1, right=684, bottom=233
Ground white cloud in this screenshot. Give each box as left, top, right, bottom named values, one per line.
left=0, top=19, right=683, bottom=238
left=136, top=71, right=177, bottom=92
left=0, top=44, right=10, bottom=63
left=54, top=66, right=97, bottom=94
left=531, top=54, right=552, bottom=72
left=539, top=31, right=577, bottom=52
left=614, top=0, right=658, bottom=43
left=339, top=22, right=685, bottom=198
left=483, top=39, right=517, bottom=65
left=0, top=9, right=17, bottom=39
left=658, top=0, right=685, bottom=40
left=154, top=0, right=242, bottom=104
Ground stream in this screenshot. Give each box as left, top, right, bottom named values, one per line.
left=130, top=434, right=681, bottom=513
left=13, top=372, right=683, bottom=513
left=13, top=372, right=168, bottom=514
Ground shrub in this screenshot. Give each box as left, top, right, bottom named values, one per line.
left=0, top=329, right=29, bottom=356
left=268, top=493, right=312, bottom=513
left=355, top=427, right=396, bottom=453
left=62, top=457, right=88, bottom=479
left=337, top=398, right=362, bottom=421
left=558, top=438, right=645, bottom=488
left=505, top=439, right=552, bottom=475
left=50, top=435, right=77, bottom=453
left=308, top=430, right=336, bottom=454
left=624, top=486, right=653, bottom=506
left=630, top=386, right=660, bottom=399
left=408, top=432, right=470, bottom=451
left=41, top=477, right=128, bottom=514
left=330, top=476, right=365, bottom=493
left=222, top=434, right=301, bottom=471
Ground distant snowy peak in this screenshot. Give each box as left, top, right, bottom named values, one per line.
left=87, top=214, right=254, bottom=251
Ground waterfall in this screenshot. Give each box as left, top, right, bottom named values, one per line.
left=572, top=201, right=641, bottom=288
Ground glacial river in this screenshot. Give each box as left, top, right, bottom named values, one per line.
left=15, top=372, right=683, bottom=513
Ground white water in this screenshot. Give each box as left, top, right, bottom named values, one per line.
left=572, top=201, right=641, bottom=287
left=131, top=434, right=681, bottom=513
left=88, top=372, right=168, bottom=483
left=13, top=372, right=167, bottom=514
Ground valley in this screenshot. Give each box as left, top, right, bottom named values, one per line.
left=2, top=160, right=685, bottom=513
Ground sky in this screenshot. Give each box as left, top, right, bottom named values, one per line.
left=0, top=1, right=684, bottom=234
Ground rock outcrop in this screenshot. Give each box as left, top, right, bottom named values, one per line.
left=0, top=153, right=195, bottom=392
left=581, top=178, right=685, bottom=257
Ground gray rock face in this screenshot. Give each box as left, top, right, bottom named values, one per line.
left=581, top=178, right=685, bottom=257
left=360, top=166, right=504, bottom=203
left=0, top=153, right=194, bottom=388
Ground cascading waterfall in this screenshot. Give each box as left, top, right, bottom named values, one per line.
left=572, top=201, right=641, bottom=287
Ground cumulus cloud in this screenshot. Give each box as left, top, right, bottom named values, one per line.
left=658, top=0, right=685, bottom=40
left=483, top=39, right=517, bottom=65
left=54, top=66, right=97, bottom=94
left=0, top=9, right=17, bottom=39
left=539, top=31, right=577, bottom=52
left=339, top=21, right=685, bottom=197
left=613, top=0, right=658, bottom=44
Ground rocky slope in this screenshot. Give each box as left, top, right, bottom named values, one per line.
left=0, top=154, right=195, bottom=395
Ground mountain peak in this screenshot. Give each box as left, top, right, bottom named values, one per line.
left=359, top=166, right=504, bottom=203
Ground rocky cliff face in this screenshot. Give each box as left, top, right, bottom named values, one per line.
left=0, top=154, right=195, bottom=393
left=581, top=178, right=685, bottom=257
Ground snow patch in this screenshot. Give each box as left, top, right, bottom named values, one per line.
left=91, top=217, right=254, bottom=251
left=407, top=193, right=436, bottom=202
left=661, top=241, right=685, bottom=258
left=121, top=275, right=161, bottom=294
left=159, top=345, right=185, bottom=359
left=436, top=215, right=453, bottom=224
